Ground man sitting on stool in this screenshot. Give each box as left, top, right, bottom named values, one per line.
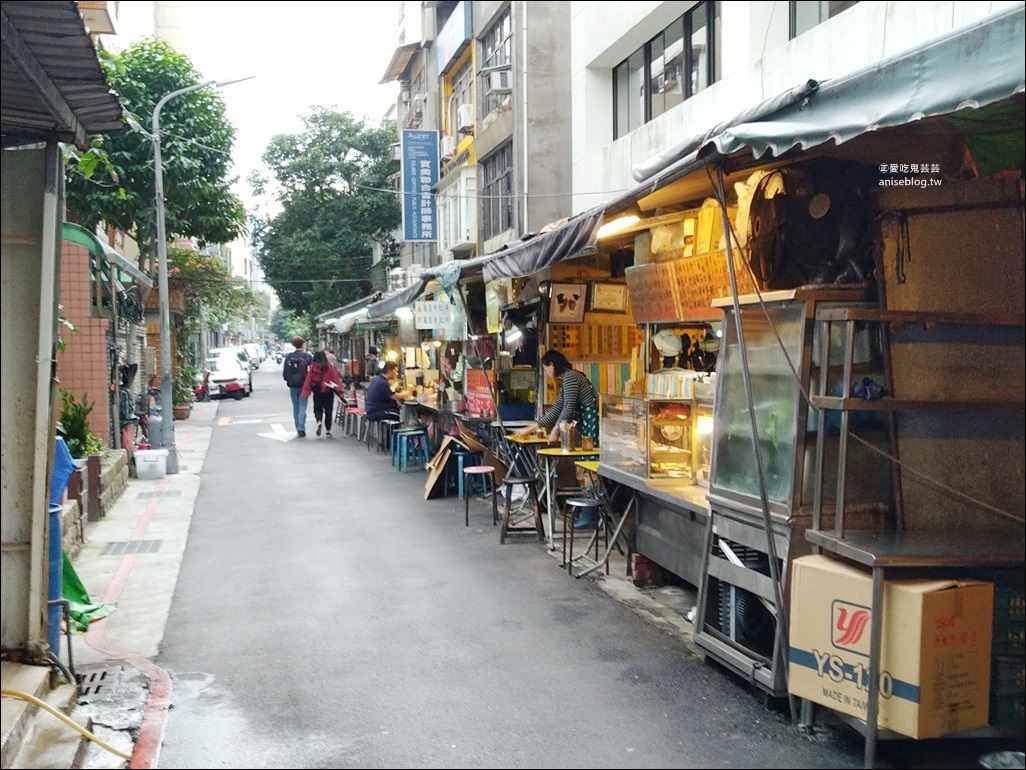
left=364, top=361, right=416, bottom=423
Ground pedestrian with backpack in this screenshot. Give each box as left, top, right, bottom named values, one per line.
left=301, top=350, right=343, bottom=438
left=282, top=336, right=314, bottom=437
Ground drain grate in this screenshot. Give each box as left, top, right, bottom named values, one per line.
left=76, top=664, right=123, bottom=701
left=136, top=490, right=182, bottom=499
left=101, top=539, right=163, bottom=556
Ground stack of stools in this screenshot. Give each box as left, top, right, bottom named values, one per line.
left=990, top=584, right=1025, bottom=729
left=462, top=464, right=497, bottom=527
left=561, top=497, right=603, bottom=573
left=392, top=426, right=430, bottom=472
left=498, top=476, right=545, bottom=545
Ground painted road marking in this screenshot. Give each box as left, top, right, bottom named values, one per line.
left=257, top=423, right=294, bottom=442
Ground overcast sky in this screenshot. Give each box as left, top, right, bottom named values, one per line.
left=114, top=1, right=402, bottom=207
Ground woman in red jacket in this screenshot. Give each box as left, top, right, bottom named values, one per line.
left=301, top=350, right=343, bottom=438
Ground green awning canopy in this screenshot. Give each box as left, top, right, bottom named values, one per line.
left=62, top=222, right=153, bottom=289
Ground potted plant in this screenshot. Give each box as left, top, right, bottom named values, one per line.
left=171, top=365, right=195, bottom=420
left=56, top=389, right=104, bottom=459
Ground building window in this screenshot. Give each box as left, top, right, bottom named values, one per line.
left=613, top=2, right=720, bottom=139
left=481, top=7, right=512, bottom=113
left=480, top=142, right=514, bottom=240
left=447, top=59, right=474, bottom=137
left=790, top=1, right=859, bottom=39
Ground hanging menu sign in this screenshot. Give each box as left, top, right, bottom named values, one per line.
left=415, top=300, right=452, bottom=329
left=671, top=249, right=759, bottom=312
left=625, top=262, right=680, bottom=323
left=465, top=368, right=496, bottom=417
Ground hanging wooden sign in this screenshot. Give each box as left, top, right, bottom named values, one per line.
left=671, top=249, right=759, bottom=312
left=625, top=262, right=680, bottom=323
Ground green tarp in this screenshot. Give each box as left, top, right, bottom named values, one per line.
left=62, top=552, right=116, bottom=632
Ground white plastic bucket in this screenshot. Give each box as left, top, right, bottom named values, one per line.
left=135, top=448, right=168, bottom=480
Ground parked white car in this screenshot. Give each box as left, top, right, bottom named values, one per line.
left=242, top=343, right=265, bottom=368
left=209, top=346, right=251, bottom=367
left=205, top=357, right=252, bottom=400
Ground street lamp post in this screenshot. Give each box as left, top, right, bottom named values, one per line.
left=151, top=77, right=250, bottom=473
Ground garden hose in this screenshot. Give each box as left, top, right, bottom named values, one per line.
left=0, top=688, right=131, bottom=761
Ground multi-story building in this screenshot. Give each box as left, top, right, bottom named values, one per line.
left=384, top=1, right=1021, bottom=261
left=382, top=1, right=574, bottom=281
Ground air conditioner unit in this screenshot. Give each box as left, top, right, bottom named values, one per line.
left=488, top=69, right=512, bottom=95
left=389, top=142, right=402, bottom=161
left=399, top=88, right=411, bottom=103
left=456, top=103, right=475, bottom=135
left=440, top=135, right=456, bottom=160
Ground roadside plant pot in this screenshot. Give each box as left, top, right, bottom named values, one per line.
left=172, top=405, right=191, bottom=420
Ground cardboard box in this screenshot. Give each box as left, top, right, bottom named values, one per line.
left=788, top=554, right=993, bottom=739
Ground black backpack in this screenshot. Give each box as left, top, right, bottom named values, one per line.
left=283, top=351, right=309, bottom=389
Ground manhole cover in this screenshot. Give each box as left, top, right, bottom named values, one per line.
left=76, top=664, right=123, bottom=701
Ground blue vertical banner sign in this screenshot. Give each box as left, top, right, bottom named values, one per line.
left=401, top=129, right=439, bottom=242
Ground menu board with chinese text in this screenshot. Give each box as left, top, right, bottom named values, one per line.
left=465, top=368, right=496, bottom=417
left=671, top=250, right=759, bottom=312
left=625, top=262, right=680, bottom=322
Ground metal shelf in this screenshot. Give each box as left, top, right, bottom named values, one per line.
left=806, top=304, right=1026, bottom=769
left=811, top=396, right=1024, bottom=412
left=805, top=529, right=1024, bottom=570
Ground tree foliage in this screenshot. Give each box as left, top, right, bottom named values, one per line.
left=65, top=38, right=246, bottom=275
left=270, top=307, right=315, bottom=344
left=251, top=108, right=400, bottom=319
left=167, top=246, right=254, bottom=333
left=167, top=246, right=255, bottom=396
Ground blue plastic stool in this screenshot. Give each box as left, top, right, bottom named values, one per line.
left=446, top=449, right=483, bottom=498
left=395, top=427, right=429, bottom=472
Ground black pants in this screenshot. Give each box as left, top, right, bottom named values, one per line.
left=312, top=390, right=335, bottom=427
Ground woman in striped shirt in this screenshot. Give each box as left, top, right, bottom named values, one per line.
left=515, top=349, right=599, bottom=446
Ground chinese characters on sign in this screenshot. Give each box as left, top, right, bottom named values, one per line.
left=414, top=300, right=452, bottom=330
left=401, top=129, right=439, bottom=242
left=672, top=250, right=758, bottom=312
left=625, top=262, right=679, bottom=323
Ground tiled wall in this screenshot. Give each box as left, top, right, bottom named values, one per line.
left=57, top=243, right=113, bottom=445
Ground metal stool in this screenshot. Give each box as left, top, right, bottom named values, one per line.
left=499, top=476, right=545, bottom=544
left=462, top=465, right=497, bottom=527
left=562, top=497, right=603, bottom=573
left=344, top=407, right=366, bottom=438
left=366, top=419, right=400, bottom=453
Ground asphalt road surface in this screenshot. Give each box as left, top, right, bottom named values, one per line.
left=153, top=364, right=1021, bottom=769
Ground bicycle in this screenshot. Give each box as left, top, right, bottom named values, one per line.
left=133, top=387, right=162, bottom=450
left=110, top=274, right=144, bottom=327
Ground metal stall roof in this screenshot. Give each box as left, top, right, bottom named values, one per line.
left=1, top=1, right=126, bottom=149
left=471, top=5, right=1024, bottom=285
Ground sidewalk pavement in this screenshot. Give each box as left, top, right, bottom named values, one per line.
left=67, top=400, right=698, bottom=768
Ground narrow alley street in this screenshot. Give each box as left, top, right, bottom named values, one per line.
left=70, top=365, right=1020, bottom=769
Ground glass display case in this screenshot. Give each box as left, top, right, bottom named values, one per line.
left=692, top=376, right=716, bottom=487
left=709, top=302, right=804, bottom=509
left=648, top=400, right=693, bottom=480
left=600, top=396, right=697, bottom=482
left=599, top=396, right=647, bottom=480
